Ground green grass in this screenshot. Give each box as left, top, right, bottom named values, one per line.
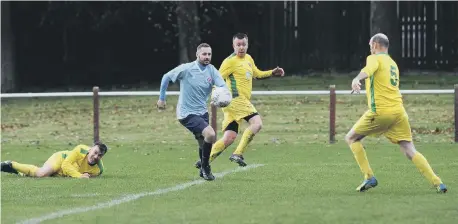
left=1, top=75, right=457, bottom=224
left=23, top=71, right=458, bottom=92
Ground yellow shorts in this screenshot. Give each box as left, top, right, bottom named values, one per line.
left=44, top=151, right=67, bottom=174
left=353, top=109, right=412, bottom=144
left=221, top=97, right=258, bottom=132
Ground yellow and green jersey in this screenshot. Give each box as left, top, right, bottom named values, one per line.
left=57, top=144, right=104, bottom=178
left=361, top=53, right=403, bottom=113
left=219, top=53, right=273, bottom=100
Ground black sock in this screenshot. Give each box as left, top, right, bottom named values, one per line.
left=201, top=141, right=212, bottom=167
left=196, top=136, right=204, bottom=161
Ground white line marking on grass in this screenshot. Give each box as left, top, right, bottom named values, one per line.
left=70, top=193, right=100, bottom=198
left=18, top=164, right=264, bottom=224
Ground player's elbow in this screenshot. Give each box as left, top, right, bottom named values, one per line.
left=61, top=164, right=68, bottom=172
left=160, top=78, right=169, bottom=87
left=61, top=163, right=73, bottom=175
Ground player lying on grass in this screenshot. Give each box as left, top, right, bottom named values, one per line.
left=196, top=33, right=285, bottom=169
left=156, top=43, right=229, bottom=181
left=1, top=142, right=107, bottom=179
left=345, top=33, right=447, bottom=193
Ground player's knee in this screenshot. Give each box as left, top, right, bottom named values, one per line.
left=345, top=130, right=364, bottom=145
left=204, top=136, right=216, bottom=144
left=254, top=122, right=263, bottom=132
left=401, top=149, right=415, bottom=160
left=399, top=140, right=416, bottom=160
left=203, top=128, right=216, bottom=143
left=35, top=173, right=46, bottom=178
left=250, top=121, right=263, bottom=133
left=344, top=134, right=353, bottom=145
left=35, top=169, right=50, bottom=178
left=223, top=132, right=237, bottom=146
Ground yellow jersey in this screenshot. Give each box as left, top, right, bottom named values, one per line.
left=361, top=53, right=403, bottom=113
left=57, top=144, right=104, bottom=178
left=219, top=53, right=273, bottom=100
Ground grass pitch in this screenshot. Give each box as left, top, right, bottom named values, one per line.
left=1, top=75, right=457, bottom=224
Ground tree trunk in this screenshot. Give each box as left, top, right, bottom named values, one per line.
left=1, top=1, right=16, bottom=92
left=269, top=2, right=275, bottom=66
left=176, top=1, right=201, bottom=64
left=370, top=1, right=402, bottom=68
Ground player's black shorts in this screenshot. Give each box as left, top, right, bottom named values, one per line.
left=179, top=113, right=209, bottom=137
left=224, top=112, right=259, bottom=133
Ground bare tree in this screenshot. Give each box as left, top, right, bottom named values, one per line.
left=370, top=1, right=401, bottom=68
left=176, top=1, right=201, bottom=64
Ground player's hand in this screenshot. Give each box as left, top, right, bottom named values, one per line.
left=351, top=78, right=361, bottom=94
left=272, top=67, right=285, bottom=77
left=156, top=99, right=166, bottom=110
left=80, top=173, right=90, bottom=179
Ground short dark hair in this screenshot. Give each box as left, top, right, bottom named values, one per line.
left=94, top=141, right=108, bottom=154
left=197, top=43, right=211, bottom=51
left=233, top=33, right=248, bottom=40
left=371, top=34, right=389, bottom=48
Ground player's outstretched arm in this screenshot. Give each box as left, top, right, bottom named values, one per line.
left=351, top=55, right=379, bottom=94
left=351, top=72, right=368, bottom=94
left=157, top=64, right=187, bottom=109
left=250, top=56, right=284, bottom=79
left=157, top=74, right=172, bottom=109
left=271, top=66, right=285, bottom=77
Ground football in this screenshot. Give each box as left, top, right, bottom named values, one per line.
left=211, top=87, right=232, bottom=108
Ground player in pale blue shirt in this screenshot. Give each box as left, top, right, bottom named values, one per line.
left=157, top=43, right=228, bottom=181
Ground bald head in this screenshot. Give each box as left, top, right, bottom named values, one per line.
left=370, top=33, right=389, bottom=48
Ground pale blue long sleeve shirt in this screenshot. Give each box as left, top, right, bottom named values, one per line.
left=159, top=61, right=227, bottom=119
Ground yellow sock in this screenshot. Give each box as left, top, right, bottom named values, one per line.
left=350, top=142, right=374, bottom=180
left=210, top=139, right=226, bottom=163
left=12, top=161, right=39, bottom=177
left=233, top=128, right=255, bottom=155
left=412, top=152, right=442, bottom=186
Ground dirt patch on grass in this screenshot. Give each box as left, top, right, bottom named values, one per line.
left=1, top=123, right=30, bottom=131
